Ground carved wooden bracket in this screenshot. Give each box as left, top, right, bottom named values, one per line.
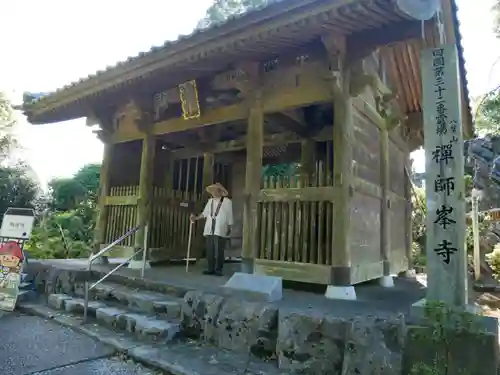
left=321, top=34, right=347, bottom=96
left=234, top=61, right=261, bottom=100
left=91, top=108, right=117, bottom=144
left=94, top=128, right=113, bottom=144
left=128, top=95, right=155, bottom=133
left=375, top=92, right=403, bottom=131
left=349, top=58, right=377, bottom=97
left=401, top=112, right=424, bottom=151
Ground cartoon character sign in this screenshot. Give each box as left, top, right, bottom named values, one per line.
left=0, top=241, right=23, bottom=311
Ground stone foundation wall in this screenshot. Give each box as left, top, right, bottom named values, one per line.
left=27, top=263, right=499, bottom=375
left=181, top=290, right=406, bottom=374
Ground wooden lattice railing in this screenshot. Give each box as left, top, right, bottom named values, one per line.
left=257, top=141, right=336, bottom=266
left=104, top=186, right=139, bottom=247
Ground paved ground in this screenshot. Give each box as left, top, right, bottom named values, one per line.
left=0, top=312, right=159, bottom=375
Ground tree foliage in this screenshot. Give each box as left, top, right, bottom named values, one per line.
left=475, top=91, right=500, bottom=136
left=494, top=0, right=500, bottom=39
left=0, top=164, right=39, bottom=217
left=0, top=92, right=19, bottom=161
left=25, top=164, right=101, bottom=259
left=0, top=91, right=101, bottom=260
left=197, top=0, right=271, bottom=29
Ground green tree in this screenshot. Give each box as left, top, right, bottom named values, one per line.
left=49, top=178, right=87, bottom=211
left=26, top=163, right=101, bottom=259
left=73, top=163, right=101, bottom=205
left=49, top=163, right=100, bottom=211
left=474, top=91, right=500, bottom=136
left=0, top=164, right=39, bottom=217
left=0, top=91, right=20, bottom=161
left=197, top=0, right=271, bottom=29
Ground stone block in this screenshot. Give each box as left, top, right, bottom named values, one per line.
left=116, top=313, right=143, bottom=333
left=214, top=297, right=278, bottom=358
left=48, top=294, right=71, bottom=310
left=134, top=316, right=180, bottom=342
left=341, top=315, right=406, bottom=375
left=96, top=307, right=126, bottom=327
left=153, top=300, right=181, bottom=318
left=64, top=299, right=85, bottom=314
left=277, top=312, right=406, bottom=375
left=402, top=325, right=498, bottom=375
left=277, top=311, right=349, bottom=374
left=63, top=298, right=106, bottom=317
left=221, top=272, right=282, bottom=302
left=181, top=291, right=225, bottom=339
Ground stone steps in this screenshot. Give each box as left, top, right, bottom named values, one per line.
left=84, top=281, right=182, bottom=318
left=47, top=291, right=181, bottom=343
left=20, top=301, right=283, bottom=375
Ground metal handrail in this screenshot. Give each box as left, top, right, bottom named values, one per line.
left=83, top=224, right=148, bottom=323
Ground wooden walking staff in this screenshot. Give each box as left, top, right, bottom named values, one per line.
left=186, top=220, right=194, bottom=272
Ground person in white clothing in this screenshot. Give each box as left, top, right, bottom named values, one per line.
left=190, top=182, right=233, bottom=276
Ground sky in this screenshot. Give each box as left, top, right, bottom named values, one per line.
left=0, top=0, right=499, bottom=185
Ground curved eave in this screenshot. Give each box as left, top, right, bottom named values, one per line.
left=23, top=0, right=471, bottom=138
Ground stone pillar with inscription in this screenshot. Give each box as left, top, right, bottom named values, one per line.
left=408, top=47, right=499, bottom=371
left=415, top=45, right=497, bottom=337
left=421, top=45, right=467, bottom=307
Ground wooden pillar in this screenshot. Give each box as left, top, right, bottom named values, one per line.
left=133, top=134, right=156, bottom=261
left=404, top=154, right=413, bottom=271
left=202, top=153, right=214, bottom=196
left=242, top=90, right=264, bottom=273
left=380, top=128, right=391, bottom=276
left=301, top=139, right=316, bottom=186
left=330, top=72, right=354, bottom=286
left=199, top=153, right=214, bottom=260
left=93, top=141, right=113, bottom=257
left=164, top=152, right=173, bottom=191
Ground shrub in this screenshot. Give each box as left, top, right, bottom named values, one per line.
left=486, top=243, right=500, bottom=281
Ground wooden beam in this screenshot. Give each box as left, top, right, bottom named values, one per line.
left=170, top=132, right=298, bottom=159
left=258, top=186, right=336, bottom=202
left=254, top=259, right=334, bottom=285
left=353, top=177, right=382, bottom=199
left=266, top=112, right=309, bottom=137
left=103, top=195, right=139, bottom=206
left=113, top=83, right=333, bottom=143
left=169, top=128, right=336, bottom=160
left=346, top=20, right=423, bottom=62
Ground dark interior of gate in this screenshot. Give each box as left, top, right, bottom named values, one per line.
left=102, top=100, right=346, bottom=263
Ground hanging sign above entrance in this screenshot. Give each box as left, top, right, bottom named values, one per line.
left=179, top=80, right=201, bottom=120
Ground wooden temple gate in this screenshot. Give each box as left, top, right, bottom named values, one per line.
left=102, top=147, right=231, bottom=261
left=256, top=141, right=336, bottom=283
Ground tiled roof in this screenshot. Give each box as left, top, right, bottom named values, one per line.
left=24, top=0, right=288, bottom=106
left=23, top=0, right=472, bottom=134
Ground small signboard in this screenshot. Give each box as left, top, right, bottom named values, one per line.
left=489, top=210, right=500, bottom=222
left=0, top=242, right=24, bottom=311
left=179, top=80, right=201, bottom=120
left=0, top=208, right=35, bottom=240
